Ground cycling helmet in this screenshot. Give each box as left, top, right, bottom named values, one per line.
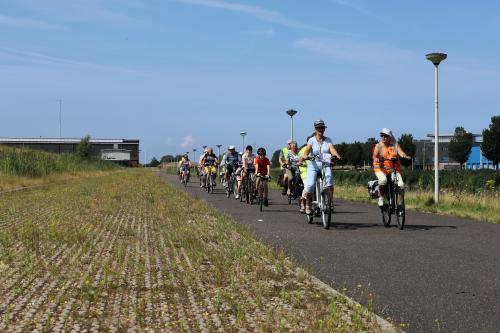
left=314, top=119, right=327, bottom=128
left=380, top=128, right=393, bottom=137
left=245, top=145, right=253, bottom=151
left=257, top=147, right=266, bottom=156
left=228, top=145, right=236, bottom=150
left=183, top=154, right=188, bottom=158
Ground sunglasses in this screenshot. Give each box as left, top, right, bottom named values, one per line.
left=381, top=134, right=389, bottom=138
left=315, top=127, right=326, bottom=131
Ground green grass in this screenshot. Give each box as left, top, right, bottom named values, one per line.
left=0, top=145, right=117, bottom=178
left=0, top=169, right=387, bottom=332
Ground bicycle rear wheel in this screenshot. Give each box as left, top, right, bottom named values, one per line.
left=321, top=190, right=332, bottom=229
left=396, top=189, right=405, bottom=230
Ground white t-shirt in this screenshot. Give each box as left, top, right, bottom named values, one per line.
left=307, top=136, right=333, bottom=156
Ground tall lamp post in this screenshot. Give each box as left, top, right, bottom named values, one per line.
left=426, top=52, right=447, bottom=204
left=240, top=132, right=247, bottom=152
left=286, top=109, right=298, bottom=141
left=216, top=144, right=222, bottom=181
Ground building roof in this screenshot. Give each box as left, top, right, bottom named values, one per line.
left=426, top=134, right=482, bottom=143
left=0, top=138, right=139, bottom=144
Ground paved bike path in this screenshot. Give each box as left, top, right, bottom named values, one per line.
left=161, top=174, right=500, bottom=333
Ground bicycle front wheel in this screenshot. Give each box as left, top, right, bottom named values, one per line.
left=396, top=189, right=405, bottom=230
left=321, top=190, right=332, bottom=229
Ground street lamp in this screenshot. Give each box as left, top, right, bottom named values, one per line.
left=240, top=132, right=247, bottom=151
left=286, top=109, right=298, bottom=141
left=216, top=144, right=222, bottom=181
left=426, top=52, right=447, bottom=204
left=192, top=148, right=197, bottom=162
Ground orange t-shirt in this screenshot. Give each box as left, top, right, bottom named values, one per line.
left=255, top=157, right=270, bottom=176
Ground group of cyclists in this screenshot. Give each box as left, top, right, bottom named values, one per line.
left=178, top=119, right=411, bottom=223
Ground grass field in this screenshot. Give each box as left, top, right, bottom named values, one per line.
left=0, top=169, right=386, bottom=332
left=0, top=145, right=117, bottom=191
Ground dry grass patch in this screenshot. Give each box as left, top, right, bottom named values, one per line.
left=0, top=169, right=385, bottom=332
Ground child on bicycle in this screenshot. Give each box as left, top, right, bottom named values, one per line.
left=255, top=147, right=270, bottom=206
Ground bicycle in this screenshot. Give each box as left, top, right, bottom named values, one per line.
left=306, top=154, right=335, bottom=229
left=180, top=167, right=190, bottom=187
left=256, top=174, right=269, bottom=212
left=205, top=165, right=216, bottom=194
left=380, top=158, right=405, bottom=230
left=242, top=171, right=256, bottom=205
left=285, top=166, right=302, bottom=205
left=225, top=167, right=238, bottom=199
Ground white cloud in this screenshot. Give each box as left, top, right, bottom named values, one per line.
left=0, top=14, right=65, bottom=30
left=181, top=135, right=195, bottom=148
left=172, top=0, right=343, bottom=34
left=293, top=38, right=417, bottom=65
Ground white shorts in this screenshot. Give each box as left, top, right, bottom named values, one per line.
left=375, top=171, right=404, bottom=187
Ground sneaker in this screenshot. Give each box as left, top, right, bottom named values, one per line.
left=264, top=198, right=269, bottom=206
left=378, top=197, right=384, bottom=207
left=281, top=189, right=287, bottom=196
left=235, top=194, right=240, bottom=199
left=287, top=189, right=291, bottom=196
left=299, top=207, right=305, bottom=214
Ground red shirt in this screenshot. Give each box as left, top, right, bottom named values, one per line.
left=255, top=156, right=270, bottom=176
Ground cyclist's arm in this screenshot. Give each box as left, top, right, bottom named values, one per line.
left=299, top=144, right=312, bottom=163
left=397, top=147, right=411, bottom=160
left=328, top=144, right=341, bottom=159
left=266, top=163, right=271, bottom=178
left=372, top=145, right=380, bottom=164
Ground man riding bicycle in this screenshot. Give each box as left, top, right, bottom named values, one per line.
left=200, top=147, right=218, bottom=188
left=223, top=146, right=242, bottom=197
left=299, top=120, right=342, bottom=215
left=373, top=128, right=411, bottom=208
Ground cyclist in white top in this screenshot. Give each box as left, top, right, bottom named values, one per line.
left=299, top=120, right=342, bottom=215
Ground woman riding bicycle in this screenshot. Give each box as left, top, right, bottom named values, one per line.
left=200, top=147, right=218, bottom=188
left=178, top=154, right=192, bottom=183
left=373, top=128, right=411, bottom=208
left=242, top=145, right=256, bottom=193
left=298, top=120, right=342, bottom=215
left=255, top=147, right=270, bottom=206
left=285, top=141, right=299, bottom=196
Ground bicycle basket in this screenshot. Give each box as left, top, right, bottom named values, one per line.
left=367, top=180, right=379, bottom=199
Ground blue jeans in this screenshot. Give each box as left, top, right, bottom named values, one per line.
left=305, top=161, right=333, bottom=193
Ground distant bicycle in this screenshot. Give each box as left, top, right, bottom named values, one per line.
left=180, top=166, right=190, bottom=187
left=307, top=154, right=335, bottom=229
left=380, top=158, right=405, bottom=230
left=226, top=170, right=237, bottom=198
left=285, top=166, right=302, bottom=205
left=243, top=172, right=256, bottom=205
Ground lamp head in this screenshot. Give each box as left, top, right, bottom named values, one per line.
left=286, top=109, right=298, bottom=117
left=240, top=132, right=247, bottom=136
left=426, top=53, right=447, bottom=66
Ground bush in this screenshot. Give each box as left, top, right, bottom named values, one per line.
left=0, top=145, right=117, bottom=178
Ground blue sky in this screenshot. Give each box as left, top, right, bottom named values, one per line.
left=1, top=0, right=499, bottom=162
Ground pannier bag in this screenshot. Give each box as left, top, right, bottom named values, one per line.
left=367, top=180, right=379, bottom=199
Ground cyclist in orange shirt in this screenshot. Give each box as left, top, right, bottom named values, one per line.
left=373, top=128, right=411, bottom=207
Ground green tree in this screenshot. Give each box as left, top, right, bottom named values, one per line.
left=77, top=135, right=92, bottom=160
left=481, top=116, right=500, bottom=168
left=271, top=149, right=281, bottom=167
left=481, top=116, right=500, bottom=169
left=149, top=157, right=160, bottom=167
left=345, top=142, right=364, bottom=168
left=398, top=133, right=416, bottom=167
left=335, top=142, right=349, bottom=167
left=449, top=127, right=473, bottom=168
left=363, top=137, right=377, bottom=166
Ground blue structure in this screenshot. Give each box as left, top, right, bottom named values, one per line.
left=465, top=146, right=497, bottom=169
